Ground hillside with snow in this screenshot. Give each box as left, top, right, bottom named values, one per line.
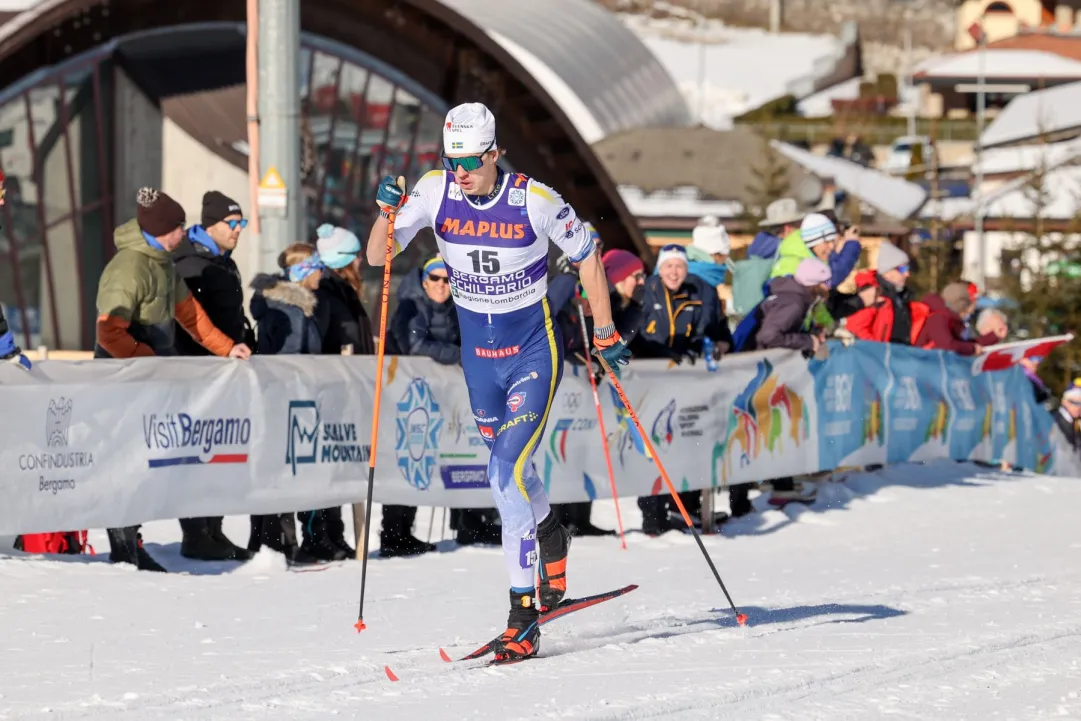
left=2, top=460, right=1080, bottom=719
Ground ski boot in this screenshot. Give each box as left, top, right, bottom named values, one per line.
left=536, top=513, right=571, bottom=612
left=493, top=589, right=540, bottom=662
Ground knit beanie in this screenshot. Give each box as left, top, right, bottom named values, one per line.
left=794, top=257, right=832, bottom=287
left=941, top=282, right=972, bottom=314
left=315, top=223, right=361, bottom=269
left=691, top=215, right=730, bottom=255
left=655, top=244, right=688, bottom=270
left=876, top=241, right=910, bottom=274
left=201, top=190, right=243, bottom=228
left=602, top=249, right=645, bottom=285
left=136, top=187, right=185, bottom=238
left=800, top=213, right=838, bottom=249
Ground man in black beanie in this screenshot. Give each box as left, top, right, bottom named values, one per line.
left=172, top=190, right=256, bottom=562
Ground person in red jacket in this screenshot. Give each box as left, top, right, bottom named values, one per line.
left=844, top=242, right=929, bottom=345
left=917, top=282, right=998, bottom=355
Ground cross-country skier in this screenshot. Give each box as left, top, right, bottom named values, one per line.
left=366, top=103, right=631, bottom=661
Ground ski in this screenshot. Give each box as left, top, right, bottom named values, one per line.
left=441, top=584, right=639, bottom=663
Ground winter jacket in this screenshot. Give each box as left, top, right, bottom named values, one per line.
left=746, top=277, right=817, bottom=352
left=845, top=278, right=929, bottom=345
left=317, top=272, right=375, bottom=356
left=770, top=229, right=862, bottom=289
left=250, top=274, right=322, bottom=355
left=748, top=231, right=782, bottom=259
left=637, top=273, right=732, bottom=360
left=171, top=226, right=255, bottom=356
left=94, top=219, right=235, bottom=359
left=915, top=294, right=980, bottom=355
left=390, top=269, right=460, bottom=365
left=1055, top=406, right=1080, bottom=453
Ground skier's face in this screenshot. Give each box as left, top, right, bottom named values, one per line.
left=448, top=150, right=499, bottom=195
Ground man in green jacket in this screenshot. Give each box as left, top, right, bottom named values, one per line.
left=96, top=187, right=252, bottom=572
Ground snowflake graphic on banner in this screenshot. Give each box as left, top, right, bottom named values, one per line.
left=394, top=378, right=443, bottom=490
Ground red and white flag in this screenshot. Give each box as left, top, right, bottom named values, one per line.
left=971, top=334, right=1073, bottom=374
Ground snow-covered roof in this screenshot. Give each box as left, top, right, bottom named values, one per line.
left=915, top=49, right=1081, bottom=80
left=618, top=185, right=743, bottom=219
left=980, top=80, right=1081, bottom=148
left=976, top=165, right=1081, bottom=219
left=972, top=137, right=1081, bottom=176
left=622, top=14, right=845, bottom=128
left=769, top=141, right=929, bottom=219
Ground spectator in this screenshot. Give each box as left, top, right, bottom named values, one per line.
left=638, top=244, right=732, bottom=364
left=772, top=213, right=862, bottom=292
left=730, top=198, right=803, bottom=317
left=602, top=249, right=646, bottom=340
left=380, top=255, right=453, bottom=555
left=844, top=242, right=929, bottom=345
left=171, top=190, right=255, bottom=562
left=687, top=215, right=730, bottom=290
left=95, top=187, right=252, bottom=572
left=1054, top=382, right=1081, bottom=453
left=746, top=257, right=831, bottom=355
left=315, top=223, right=375, bottom=356
left=0, top=305, right=30, bottom=371
left=637, top=244, right=731, bottom=534
left=917, top=282, right=992, bottom=356
left=296, top=224, right=378, bottom=561
left=974, top=307, right=1008, bottom=345
left=1022, top=356, right=1052, bottom=406
left=247, top=245, right=325, bottom=565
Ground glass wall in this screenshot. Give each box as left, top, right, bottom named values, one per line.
left=0, top=56, right=113, bottom=351
left=0, top=29, right=446, bottom=349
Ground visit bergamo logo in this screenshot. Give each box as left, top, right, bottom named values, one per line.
left=142, top=412, right=251, bottom=468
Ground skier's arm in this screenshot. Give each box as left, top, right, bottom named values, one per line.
left=526, top=180, right=613, bottom=330
left=368, top=171, right=443, bottom=267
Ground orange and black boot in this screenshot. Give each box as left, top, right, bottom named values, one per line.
left=493, top=589, right=541, bottom=662
left=536, top=513, right=571, bottom=612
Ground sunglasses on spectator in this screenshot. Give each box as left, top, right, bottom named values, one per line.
left=441, top=141, right=495, bottom=173
left=427, top=273, right=450, bottom=284
left=896, top=264, right=910, bottom=274
left=224, top=218, right=248, bottom=230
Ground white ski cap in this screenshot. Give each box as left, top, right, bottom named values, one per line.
left=443, top=103, right=497, bottom=156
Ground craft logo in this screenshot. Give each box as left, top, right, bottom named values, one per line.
left=498, top=412, right=538, bottom=435
left=395, top=378, right=443, bottom=490
left=508, top=187, right=526, bottom=206
left=142, top=411, right=250, bottom=469
left=716, top=358, right=809, bottom=484
left=286, top=400, right=371, bottom=476
left=507, top=392, right=527, bottom=413
left=18, top=397, right=94, bottom=495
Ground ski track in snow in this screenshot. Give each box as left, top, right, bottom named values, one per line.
left=2, top=461, right=1081, bottom=720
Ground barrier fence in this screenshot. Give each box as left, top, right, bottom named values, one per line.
left=0, top=341, right=1072, bottom=536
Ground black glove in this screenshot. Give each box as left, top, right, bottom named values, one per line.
left=711, top=340, right=730, bottom=361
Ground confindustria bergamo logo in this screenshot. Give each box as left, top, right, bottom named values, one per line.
left=286, top=400, right=371, bottom=476
left=142, top=411, right=251, bottom=468
left=17, top=397, right=94, bottom=473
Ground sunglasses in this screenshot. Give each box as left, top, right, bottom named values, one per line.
left=427, top=273, right=450, bottom=284
left=441, top=141, right=495, bottom=173
left=225, top=218, right=248, bottom=231
left=896, top=264, right=910, bottom=275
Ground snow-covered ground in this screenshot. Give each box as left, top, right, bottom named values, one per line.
left=620, top=12, right=844, bottom=127
left=3, top=460, right=1081, bottom=720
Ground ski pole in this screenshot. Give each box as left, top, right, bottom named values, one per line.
left=593, top=353, right=747, bottom=626
left=574, top=291, right=627, bottom=549
left=355, top=194, right=404, bottom=633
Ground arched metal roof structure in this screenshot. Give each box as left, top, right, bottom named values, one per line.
left=0, top=0, right=691, bottom=255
